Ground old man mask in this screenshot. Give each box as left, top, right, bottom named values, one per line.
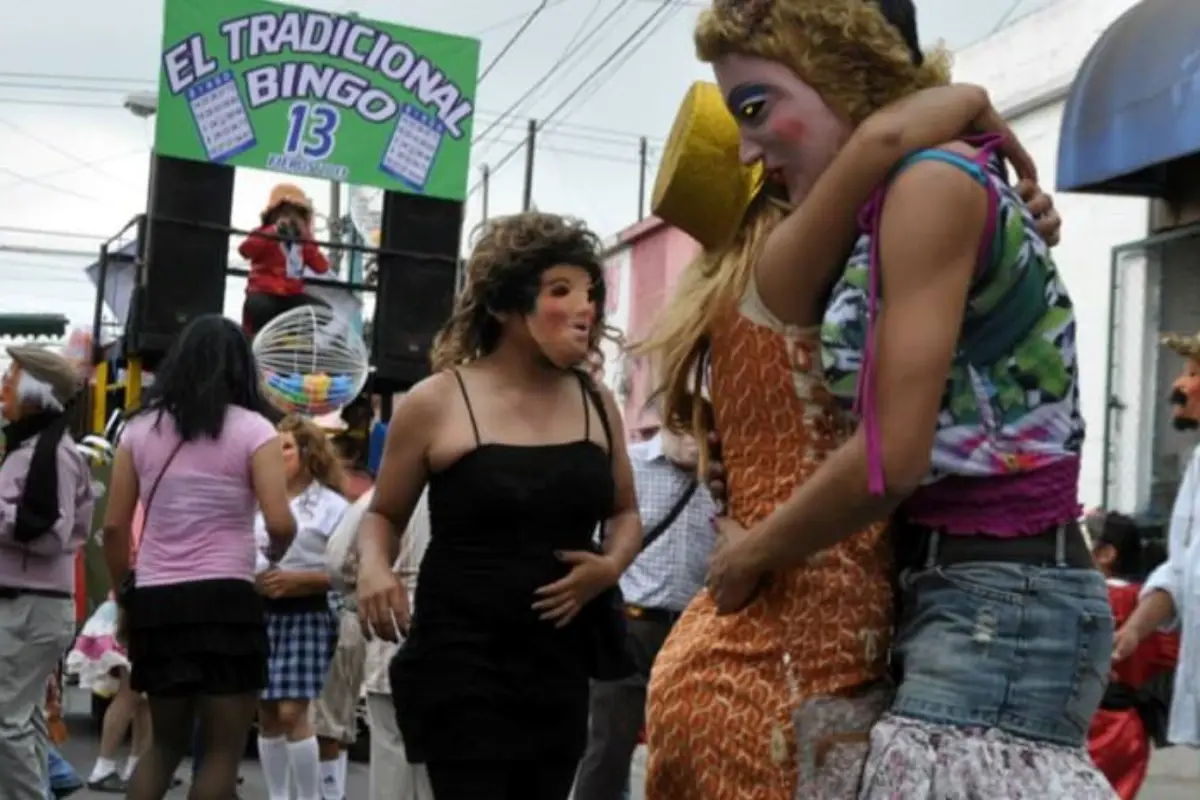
left=1162, top=330, right=1200, bottom=430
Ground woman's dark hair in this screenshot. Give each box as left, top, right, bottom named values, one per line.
left=429, top=211, right=620, bottom=373
left=137, top=314, right=277, bottom=441
left=1095, top=512, right=1145, bottom=580
left=874, top=0, right=923, bottom=65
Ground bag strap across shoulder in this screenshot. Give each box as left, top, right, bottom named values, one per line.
left=639, top=479, right=698, bottom=554
left=139, top=440, right=183, bottom=547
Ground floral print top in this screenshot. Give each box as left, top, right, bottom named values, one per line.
left=819, top=142, right=1085, bottom=488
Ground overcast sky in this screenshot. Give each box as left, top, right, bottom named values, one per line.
left=0, top=0, right=1058, bottom=332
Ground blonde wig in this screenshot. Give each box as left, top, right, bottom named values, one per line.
left=635, top=193, right=784, bottom=475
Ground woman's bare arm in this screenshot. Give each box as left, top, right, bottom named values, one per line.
left=745, top=154, right=987, bottom=568
left=251, top=437, right=297, bottom=559
left=358, top=376, right=443, bottom=570
left=755, top=84, right=997, bottom=325
left=598, top=386, right=641, bottom=575
left=102, top=446, right=139, bottom=590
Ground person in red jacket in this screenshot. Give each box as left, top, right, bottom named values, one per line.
left=240, top=183, right=331, bottom=336
left=1087, top=510, right=1179, bottom=800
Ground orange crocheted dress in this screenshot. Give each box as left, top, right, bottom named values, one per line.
left=645, top=288, right=893, bottom=800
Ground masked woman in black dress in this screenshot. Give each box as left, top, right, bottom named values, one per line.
left=357, top=212, right=642, bottom=800
left=352, top=212, right=643, bottom=800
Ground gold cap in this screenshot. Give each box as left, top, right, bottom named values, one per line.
left=651, top=81, right=762, bottom=251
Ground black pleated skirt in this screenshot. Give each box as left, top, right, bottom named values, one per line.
left=126, top=578, right=268, bottom=697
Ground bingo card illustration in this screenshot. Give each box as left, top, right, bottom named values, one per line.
left=379, top=104, right=446, bottom=192
left=185, top=70, right=258, bottom=163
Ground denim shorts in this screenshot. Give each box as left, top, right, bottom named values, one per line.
left=891, top=559, right=1113, bottom=747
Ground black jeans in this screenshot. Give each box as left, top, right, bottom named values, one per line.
left=426, top=758, right=578, bottom=800
left=241, top=291, right=327, bottom=337
left=573, top=615, right=674, bottom=800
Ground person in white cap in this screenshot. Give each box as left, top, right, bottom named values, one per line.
left=0, top=345, right=94, bottom=800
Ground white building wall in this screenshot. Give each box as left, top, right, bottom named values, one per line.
left=954, top=0, right=1151, bottom=508
left=601, top=242, right=633, bottom=407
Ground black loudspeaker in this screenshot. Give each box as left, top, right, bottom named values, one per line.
left=372, top=192, right=463, bottom=387
left=128, top=153, right=234, bottom=360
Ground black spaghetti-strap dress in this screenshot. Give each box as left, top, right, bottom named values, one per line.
left=390, top=370, right=615, bottom=770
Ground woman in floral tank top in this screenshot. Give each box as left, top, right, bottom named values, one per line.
left=693, top=0, right=1115, bottom=797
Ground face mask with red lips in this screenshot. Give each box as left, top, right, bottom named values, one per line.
left=521, top=266, right=600, bottom=370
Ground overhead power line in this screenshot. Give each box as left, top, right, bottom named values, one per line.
left=471, top=0, right=635, bottom=147
left=478, top=0, right=549, bottom=83
left=469, top=0, right=678, bottom=196
left=0, top=86, right=661, bottom=145
left=544, top=0, right=686, bottom=137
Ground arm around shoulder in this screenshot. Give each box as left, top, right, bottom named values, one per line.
left=596, top=383, right=641, bottom=574
left=251, top=432, right=296, bottom=548
left=360, top=373, right=446, bottom=566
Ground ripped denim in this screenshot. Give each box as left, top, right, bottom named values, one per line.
left=890, top=562, right=1112, bottom=747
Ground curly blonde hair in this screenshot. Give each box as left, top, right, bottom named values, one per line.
left=639, top=0, right=951, bottom=473
left=696, top=0, right=952, bottom=125
left=429, top=211, right=621, bottom=374
left=279, top=414, right=347, bottom=495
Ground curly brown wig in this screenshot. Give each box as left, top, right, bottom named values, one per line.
left=279, top=413, right=348, bottom=495
left=429, top=211, right=622, bottom=373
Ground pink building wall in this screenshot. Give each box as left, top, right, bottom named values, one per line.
left=603, top=217, right=701, bottom=437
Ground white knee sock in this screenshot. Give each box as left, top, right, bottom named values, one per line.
left=287, top=736, right=322, bottom=800
left=319, top=755, right=342, bottom=800
left=335, top=751, right=347, bottom=793
left=257, top=736, right=291, bottom=800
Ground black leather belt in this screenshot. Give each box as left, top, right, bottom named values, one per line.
left=902, top=520, right=1092, bottom=570
left=0, top=586, right=71, bottom=600
left=623, top=604, right=681, bottom=626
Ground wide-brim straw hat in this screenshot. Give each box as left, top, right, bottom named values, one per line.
left=264, top=183, right=313, bottom=216
left=6, top=345, right=84, bottom=405
left=651, top=82, right=763, bottom=251
left=1161, top=330, right=1200, bottom=359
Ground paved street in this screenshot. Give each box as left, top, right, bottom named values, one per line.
left=55, top=688, right=367, bottom=798
left=56, top=723, right=369, bottom=799
left=53, top=688, right=1198, bottom=798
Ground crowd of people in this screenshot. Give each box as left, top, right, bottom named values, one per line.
left=0, top=1, right=1198, bottom=799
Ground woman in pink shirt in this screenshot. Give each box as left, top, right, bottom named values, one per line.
left=103, top=315, right=297, bottom=800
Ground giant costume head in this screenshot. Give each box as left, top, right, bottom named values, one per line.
left=638, top=0, right=948, bottom=469
left=1161, top=330, right=1200, bottom=430
left=695, top=0, right=949, bottom=202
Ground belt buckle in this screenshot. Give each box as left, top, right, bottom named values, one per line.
left=624, top=604, right=644, bottom=620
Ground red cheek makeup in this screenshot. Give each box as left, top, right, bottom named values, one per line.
left=770, top=113, right=807, bottom=144
left=534, top=295, right=573, bottom=330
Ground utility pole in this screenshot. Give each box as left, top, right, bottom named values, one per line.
left=481, top=165, right=491, bottom=221
left=522, top=118, right=537, bottom=211
left=637, top=136, right=648, bottom=220
left=329, top=180, right=342, bottom=272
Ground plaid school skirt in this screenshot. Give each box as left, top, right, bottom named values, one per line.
left=263, top=601, right=339, bottom=701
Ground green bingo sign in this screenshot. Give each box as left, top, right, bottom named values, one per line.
left=154, top=0, right=480, bottom=201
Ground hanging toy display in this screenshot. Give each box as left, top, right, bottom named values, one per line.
left=253, top=303, right=369, bottom=417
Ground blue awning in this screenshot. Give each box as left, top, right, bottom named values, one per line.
left=1057, top=0, right=1200, bottom=196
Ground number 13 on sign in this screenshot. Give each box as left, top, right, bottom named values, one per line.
left=284, top=102, right=340, bottom=160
